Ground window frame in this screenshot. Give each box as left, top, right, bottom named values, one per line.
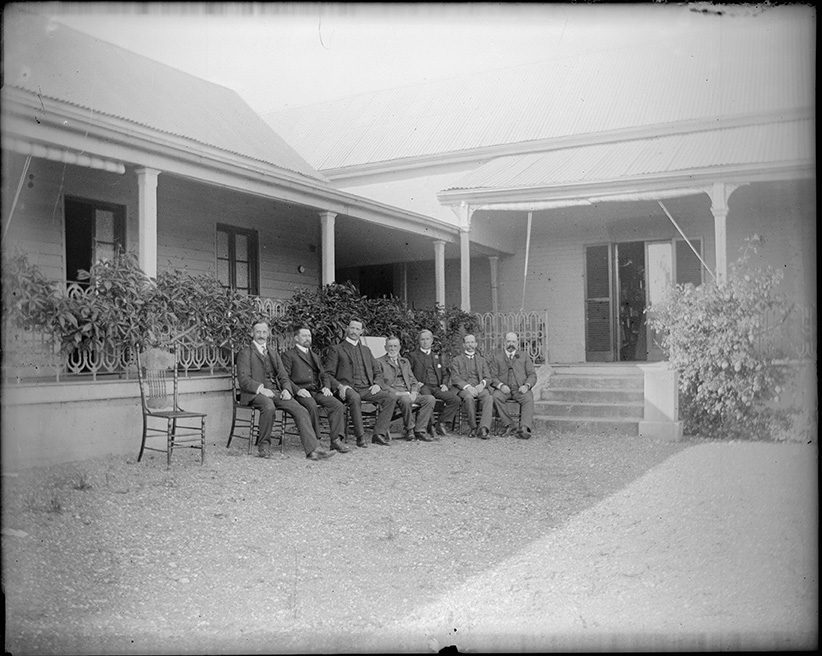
left=216, top=223, right=259, bottom=295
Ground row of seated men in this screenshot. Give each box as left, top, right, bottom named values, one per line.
left=236, top=317, right=537, bottom=461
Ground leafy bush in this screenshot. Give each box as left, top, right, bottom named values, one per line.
left=3, top=254, right=481, bottom=361
left=647, top=238, right=795, bottom=440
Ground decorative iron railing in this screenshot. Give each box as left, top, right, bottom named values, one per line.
left=473, top=309, right=549, bottom=364
left=755, top=303, right=816, bottom=361
left=2, top=291, right=289, bottom=384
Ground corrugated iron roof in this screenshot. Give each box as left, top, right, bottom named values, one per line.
left=443, top=118, right=813, bottom=192
left=3, top=10, right=325, bottom=181
left=268, top=28, right=812, bottom=171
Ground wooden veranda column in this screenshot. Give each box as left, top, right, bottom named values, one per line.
left=488, top=255, right=499, bottom=313
left=136, top=167, right=160, bottom=279
left=319, top=211, right=336, bottom=285
left=434, top=240, right=446, bottom=308
left=709, top=183, right=737, bottom=286
left=451, top=203, right=473, bottom=312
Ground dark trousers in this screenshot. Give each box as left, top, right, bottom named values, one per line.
left=343, top=387, right=397, bottom=438
left=457, top=388, right=493, bottom=429
left=419, top=384, right=460, bottom=424
left=295, top=390, right=346, bottom=443
left=251, top=393, right=319, bottom=455
left=394, top=392, right=436, bottom=432
left=492, top=389, right=534, bottom=431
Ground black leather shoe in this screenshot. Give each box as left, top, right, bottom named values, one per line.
left=479, top=426, right=490, bottom=439
left=516, top=428, right=532, bottom=440
left=501, top=425, right=517, bottom=437
left=416, top=432, right=434, bottom=442
left=307, top=448, right=336, bottom=460
left=372, top=434, right=389, bottom=446
left=404, top=429, right=415, bottom=441
left=468, top=428, right=478, bottom=438
left=330, top=439, right=350, bottom=453
left=355, top=436, right=369, bottom=448
left=434, top=422, right=450, bottom=437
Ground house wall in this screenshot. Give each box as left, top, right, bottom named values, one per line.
left=157, top=176, right=322, bottom=299
left=2, top=154, right=138, bottom=281
left=404, top=256, right=493, bottom=313
left=400, top=180, right=813, bottom=364
left=1, top=155, right=323, bottom=299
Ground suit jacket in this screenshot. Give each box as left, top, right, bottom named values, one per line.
left=449, top=353, right=491, bottom=390
left=407, top=348, right=451, bottom=388
left=488, top=349, right=537, bottom=391
left=281, top=346, right=330, bottom=391
left=236, top=343, right=296, bottom=405
left=324, top=340, right=386, bottom=391
left=377, top=354, right=421, bottom=393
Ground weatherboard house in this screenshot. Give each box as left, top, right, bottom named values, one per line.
left=2, top=10, right=815, bottom=468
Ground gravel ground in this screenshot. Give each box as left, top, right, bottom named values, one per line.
left=2, top=429, right=816, bottom=654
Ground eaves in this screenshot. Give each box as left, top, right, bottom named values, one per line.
left=436, top=160, right=814, bottom=208
left=2, top=89, right=458, bottom=241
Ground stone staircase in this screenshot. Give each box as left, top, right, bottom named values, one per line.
left=534, top=365, right=645, bottom=434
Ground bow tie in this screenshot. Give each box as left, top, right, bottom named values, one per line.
left=465, top=354, right=474, bottom=359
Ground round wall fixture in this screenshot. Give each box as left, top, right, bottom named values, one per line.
left=297, top=265, right=306, bottom=273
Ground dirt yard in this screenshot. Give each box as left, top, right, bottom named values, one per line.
left=2, top=429, right=817, bottom=654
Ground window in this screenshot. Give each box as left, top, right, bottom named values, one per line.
left=675, top=238, right=703, bottom=286
left=216, top=224, right=258, bottom=295
left=64, top=197, right=126, bottom=284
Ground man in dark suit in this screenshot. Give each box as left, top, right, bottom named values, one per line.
left=408, top=329, right=459, bottom=437
left=281, top=325, right=350, bottom=454
left=237, top=319, right=334, bottom=460
left=488, top=331, right=537, bottom=439
left=324, top=318, right=397, bottom=447
left=377, top=336, right=435, bottom=442
left=449, top=333, right=494, bottom=439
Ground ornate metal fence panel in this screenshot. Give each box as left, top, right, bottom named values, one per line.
left=756, top=303, right=816, bottom=361
left=2, top=292, right=290, bottom=384
left=473, top=310, right=549, bottom=363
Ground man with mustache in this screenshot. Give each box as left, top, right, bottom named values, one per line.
left=488, top=331, right=536, bottom=439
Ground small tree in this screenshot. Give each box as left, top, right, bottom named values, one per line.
left=647, top=237, right=795, bottom=440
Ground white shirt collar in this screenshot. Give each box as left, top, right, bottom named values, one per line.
left=421, top=349, right=431, bottom=355
left=255, top=342, right=267, bottom=354
left=345, top=337, right=359, bottom=347
left=296, top=344, right=309, bottom=354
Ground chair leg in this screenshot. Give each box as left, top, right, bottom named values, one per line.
left=200, top=416, right=206, bottom=465
left=227, top=407, right=238, bottom=448
left=167, top=418, right=175, bottom=468
left=138, top=417, right=148, bottom=462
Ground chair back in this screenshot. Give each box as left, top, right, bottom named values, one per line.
left=137, top=347, right=178, bottom=413
left=230, top=351, right=243, bottom=404
left=361, top=335, right=387, bottom=358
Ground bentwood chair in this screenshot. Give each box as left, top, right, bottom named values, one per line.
left=137, top=346, right=207, bottom=467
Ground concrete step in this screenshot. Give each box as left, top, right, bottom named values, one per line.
left=535, top=401, right=644, bottom=420
left=541, top=387, right=644, bottom=404
left=548, top=374, right=644, bottom=391
left=533, top=415, right=639, bottom=435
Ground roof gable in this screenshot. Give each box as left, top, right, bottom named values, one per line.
left=3, top=9, right=324, bottom=181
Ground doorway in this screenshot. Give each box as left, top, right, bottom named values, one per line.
left=584, top=241, right=648, bottom=362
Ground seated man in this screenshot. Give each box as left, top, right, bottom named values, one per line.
left=449, top=333, right=494, bottom=439
left=236, top=318, right=334, bottom=461
left=408, top=329, right=460, bottom=437
left=488, top=332, right=537, bottom=439
left=281, top=325, right=350, bottom=454
left=377, top=336, right=436, bottom=442
left=324, top=317, right=397, bottom=447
